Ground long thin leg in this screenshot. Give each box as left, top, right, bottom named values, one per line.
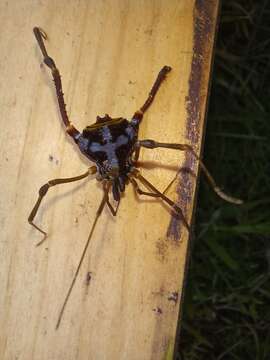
left=162, top=168, right=184, bottom=195
left=28, top=167, right=97, bottom=245
left=131, top=66, right=172, bottom=126
left=133, top=149, right=181, bottom=195
left=103, top=183, right=120, bottom=216
left=138, top=140, right=243, bottom=204
left=106, top=198, right=120, bottom=216
left=131, top=172, right=190, bottom=230
left=55, top=184, right=109, bottom=329
left=33, top=27, right=79, bottom=140
left=130, top=178, right=160, bottom=198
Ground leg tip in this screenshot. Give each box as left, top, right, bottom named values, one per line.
left=33, top=27, right=48, bottom=40
left=163, top=65, right=172, bottom=72
left=35, top=234, right=48, bottom=247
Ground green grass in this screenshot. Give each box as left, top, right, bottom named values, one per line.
left=179, top=1, right=270, bottom=359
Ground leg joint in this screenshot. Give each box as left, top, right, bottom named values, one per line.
left=39, top=183, right=50, bottom=196
left=44, top=56, right=57, bottom=70
left=66, top=124, right=80, bottom=139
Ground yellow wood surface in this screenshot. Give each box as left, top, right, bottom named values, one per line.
left=0, top=1, right=219, bottom=359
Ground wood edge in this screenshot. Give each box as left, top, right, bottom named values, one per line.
left=172, top=1, right=221, bottom=357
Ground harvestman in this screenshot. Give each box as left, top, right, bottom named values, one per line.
left=28, top=27, right=242, bottom=329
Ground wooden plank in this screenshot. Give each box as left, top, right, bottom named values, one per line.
left=0, top=1, right=219, bottom=359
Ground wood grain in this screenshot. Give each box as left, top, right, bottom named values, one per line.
left=0, top=1, right=219, bottom=359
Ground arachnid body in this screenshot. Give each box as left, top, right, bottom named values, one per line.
left=29, top=27, right=242, bottom=329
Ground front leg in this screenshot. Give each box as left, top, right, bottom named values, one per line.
left=131, top=66, right=172, bottom=126
left=33, top=27, right=80, bottom=141
left=137, top=139, right=243, bottom=205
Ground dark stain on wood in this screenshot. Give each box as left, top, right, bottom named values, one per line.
left=167, top=0, right=215, bottom=240
left=86, top=271, right=92, bottom=286
left=152, top=307, right=163, bottom=315
left=167, top=291, right=179, bottom=304
left=155, top=239, right=169, bottom=263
